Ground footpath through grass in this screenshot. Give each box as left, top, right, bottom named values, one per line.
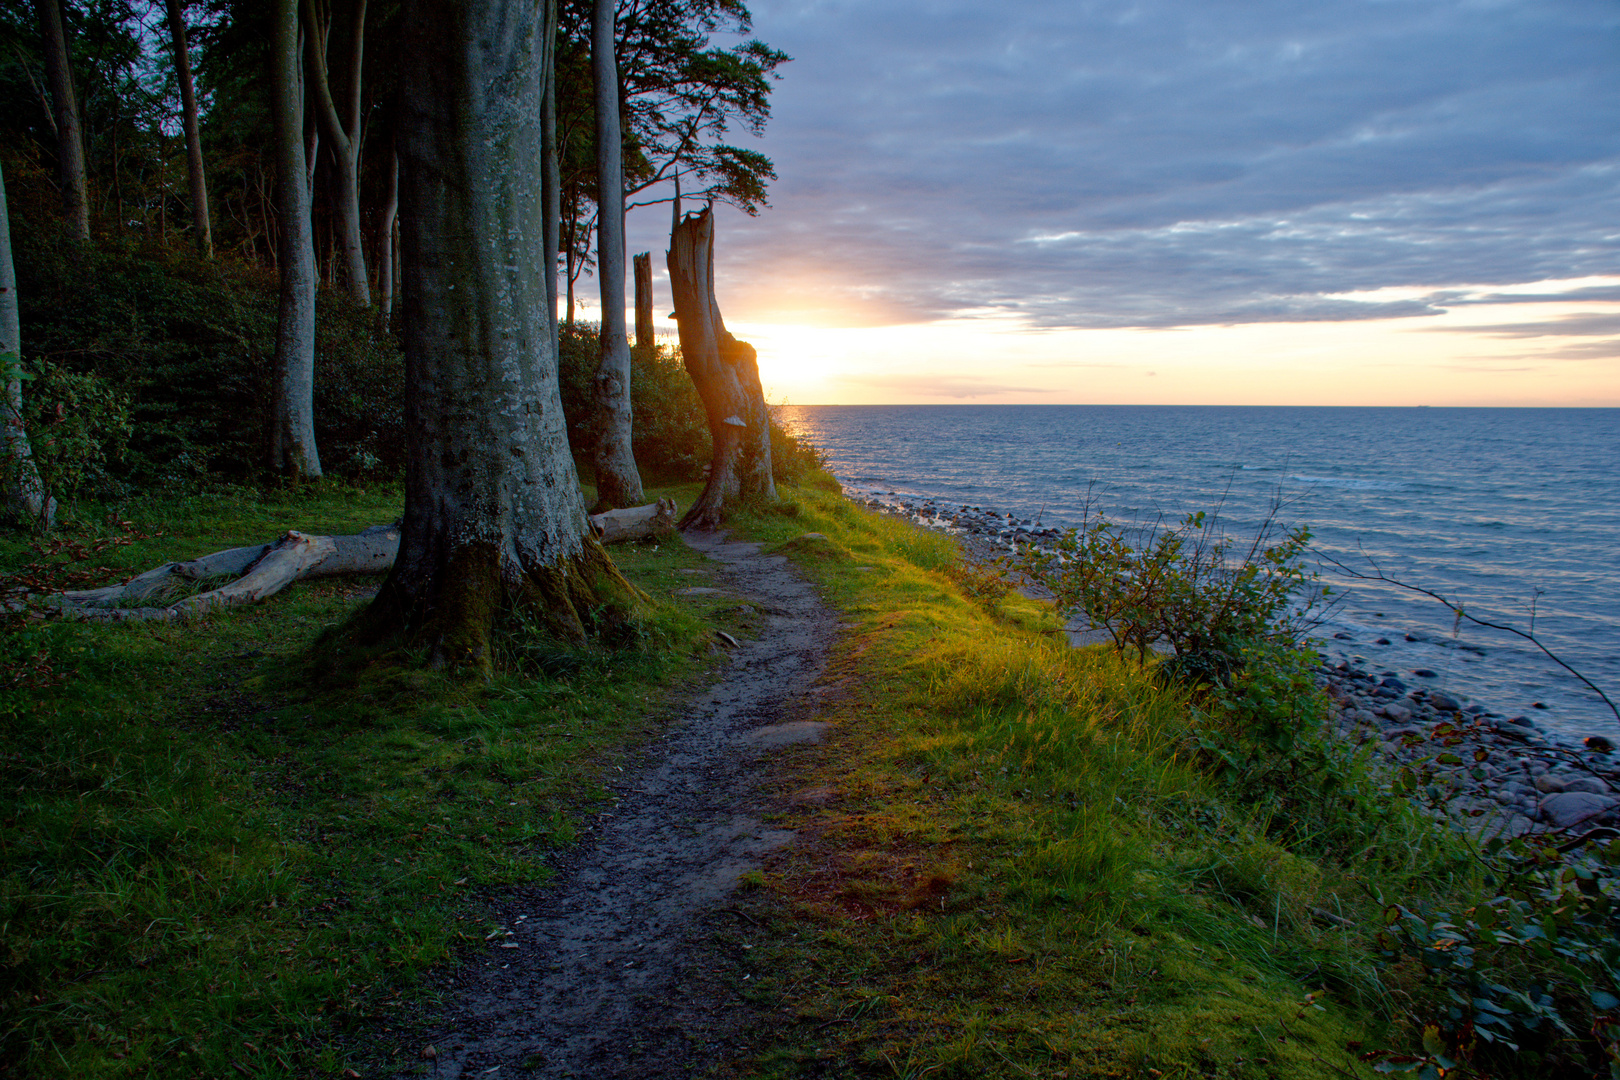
left=1, top=480, right=741, bottom=1079
left=2, top=477, right=1528, bottom=1079
left=711, top=480, right=1477, bottom=1080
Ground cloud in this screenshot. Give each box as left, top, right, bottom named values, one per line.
left=627, top=0, right=1620, bottom=331
left=836, top=374, right=1048, bottom=399
left=1437, top=313, right=1620, bottom=338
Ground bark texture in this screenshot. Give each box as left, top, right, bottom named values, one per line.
left=303, top=0, right=370, bottom=305
left=633, top=251, right=654, bottom=351
left=541, top=0, right=560, bottom=354
left=667, top=204, right=774, bottom=528
left=375, top=0, right=635, bottom=672
left=587, top=0, right=643, bottom=512
left=165, top=0, right=212, bottom=259
left=269, top=0, right=321, bottom=478
left=0, top=162, right=53, bottom=529
left=34, top=0, right=89, bottom=240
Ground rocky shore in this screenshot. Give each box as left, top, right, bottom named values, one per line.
left=849, top=486, right=1620, bottom=840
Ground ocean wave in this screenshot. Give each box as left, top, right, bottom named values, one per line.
left=1289, top=473, right=1406, bottom=492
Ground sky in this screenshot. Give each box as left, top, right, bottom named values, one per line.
left=608, top=0, right=1620, bottom=406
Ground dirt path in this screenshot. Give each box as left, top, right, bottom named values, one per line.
left=400, top=529, right=837, bottom=1079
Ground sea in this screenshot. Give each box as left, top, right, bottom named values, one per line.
left=777, top=405, right=1620, bottom=746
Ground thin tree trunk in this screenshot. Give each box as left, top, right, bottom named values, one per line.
left=34, top=0, right=89, bottom=240
left=366, top=0, right=635, bottom=672
left=0, top=162, right=54, bottom=529
left=564, top=210, right=576, bottom=328
left=587, top=0, right=642, bottom=511
left=377, top=149, right=398, bottom=323
left=633, top=251, right=653, bottom=351
left=667, top=202, right=774, bottom=529
left=302, top=0, right=370, bottom=305
left=541, top=0, right=559, bottom=356
left=165, top=0, right=211, bottom=259
left=270, top=0, right=321, bottom=478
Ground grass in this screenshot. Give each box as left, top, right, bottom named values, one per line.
left=2, top=476, right=1488, bottom=1079
left=703, top=480, right=1475, bottom=1079
left=0, top=478, right=746, bottom=1079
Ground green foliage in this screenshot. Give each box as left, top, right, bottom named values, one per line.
left=1010, top=505, right=1320, bottom=672
left=11, top=233, right=404, bottom=484
left=1370, top=830, right=1620, bottom=1076
left=558, top=322, right=712, bottom=482
left=16, top=357, right=132, bottom=504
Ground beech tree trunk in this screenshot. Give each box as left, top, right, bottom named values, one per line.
left=369, top=0, right=635, bottom=672
left=270, top=0, right=322, bottom=478
left=302, top=0, right=370, bottom=306
left=633, top=251, right=653, bottom=351
left=667, top=202, right=774, bottom=528
left=1, top=162, right=54, bottom=529
left=34, top=0, right=89, bottom=241
left=587, top=0, right=643, bottom=512
left=165, top=0, right=212, bottom=259
left=541, top=0, right=560, bottom=355
left=378, top=150, right=398, bottom=322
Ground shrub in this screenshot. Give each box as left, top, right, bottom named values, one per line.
left=11, top=231, right=405, bottom=484
left=1005, top=503, right=1370, bottom=852
left=15, top=358, right=133, bottom=505
left=1008, top=504, right=1319, bottom=676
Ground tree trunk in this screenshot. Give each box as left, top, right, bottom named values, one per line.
left=302, top=0, right=369, bottom=306
left=587, top=0, right=643, bottom=512
left=667, top=203, right=774, bottom=529
left=165, top=0, right=212, bottom=259
left=0, top=162, right=54, bottom=529
left=34, top=0, right=89, bottom=241
left=270, top=0, right=322, bottom=478
left=633, top=251, right=653, bottom=351
left=377, top=150, right=398, bottom=323
left=541, top=0, right=560, bottom=356
left=369, top=0, right=636, bottom=673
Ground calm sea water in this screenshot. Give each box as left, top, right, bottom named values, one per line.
left=778, top=405, right=1620, bottom=744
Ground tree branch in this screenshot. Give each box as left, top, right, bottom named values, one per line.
left=1320, top=551, right=1618, bottom=726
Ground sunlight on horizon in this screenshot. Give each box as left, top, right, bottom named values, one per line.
left=578, top=275, right=1620, bottom=408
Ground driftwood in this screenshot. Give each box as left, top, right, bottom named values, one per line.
left=53, top=500, right=678, bottom=623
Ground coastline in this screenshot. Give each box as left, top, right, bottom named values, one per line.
left=849, top=486, right=1620, bottom=839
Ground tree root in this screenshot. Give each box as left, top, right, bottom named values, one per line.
left=46, top=501, right=677, bottom=623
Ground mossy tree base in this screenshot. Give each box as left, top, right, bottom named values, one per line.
left=357, top=535, right=642, bottom=677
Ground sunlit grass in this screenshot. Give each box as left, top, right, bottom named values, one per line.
left=721, top=479, right=1470, bottom=1079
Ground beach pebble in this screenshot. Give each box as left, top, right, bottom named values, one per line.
left=1380, top=705, right=1413, bottom=724
left=1427, top=691, right=1462, bottom=712
left=1561, top=777, right=1612, bottom=795
left=1533, top=774, right=1567, bottom=794
left=1538, top=792, right=1619, bottom=830
left=1585, top=736, right=1615, bottom=754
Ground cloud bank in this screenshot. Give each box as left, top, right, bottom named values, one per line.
left=625, top=0, right=1620, bottom=340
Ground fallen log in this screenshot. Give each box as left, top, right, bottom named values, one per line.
left=588, top=497, right=677, bottom=544
left=51, top=500, right=678, bottom=622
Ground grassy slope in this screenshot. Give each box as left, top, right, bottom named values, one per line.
left=1, top=481, right=743, bottom=1079
left=714, top=480, right=1470, bottom=1080
left=2, top=477, right=1474, bottom=1079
